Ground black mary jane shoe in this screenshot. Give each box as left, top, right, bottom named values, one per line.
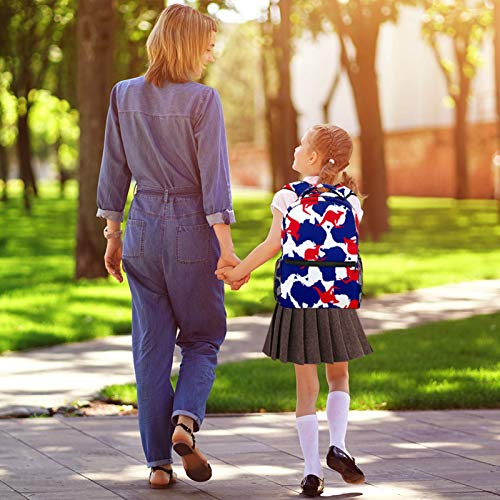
left=149, top=465, right=176, bottom=489
left=300, top=474, right=324, bottom=497
left=326, top=445, right=365, bottom=484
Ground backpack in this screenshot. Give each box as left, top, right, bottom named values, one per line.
left=274, top=181, right=363, bottom=309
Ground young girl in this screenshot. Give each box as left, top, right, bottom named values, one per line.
left=216, top=124, right=373, bottom=497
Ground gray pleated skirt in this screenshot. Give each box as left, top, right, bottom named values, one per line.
left=263, top=304, right=373, bottom=365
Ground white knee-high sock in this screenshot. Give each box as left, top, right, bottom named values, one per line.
left=326, top=391, right=350, bottom=453
left=296, top=414, right=323, bottom=478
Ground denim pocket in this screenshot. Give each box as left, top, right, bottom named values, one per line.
left=176, top=224, right=210, bottom=263
left=123, top=219, right=145, bottom=258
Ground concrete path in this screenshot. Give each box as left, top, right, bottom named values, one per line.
left=1, top=280, right=500, bottom=412
left=1, top=410, right=499, bottom=499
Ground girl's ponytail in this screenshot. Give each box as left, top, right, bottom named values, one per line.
left=310, top=124, right=364, bottom=199
left=339, top=171, right=362, bottom=197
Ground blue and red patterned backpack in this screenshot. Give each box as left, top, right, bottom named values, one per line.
left=274, top=181, right=363, bottom=309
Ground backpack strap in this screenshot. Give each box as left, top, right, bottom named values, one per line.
left=281, top=181, right=312, bottom=197
left=333, top=183, right=356, bottom=200
left=300, top=183, right=353, bottom=200
left=283, top=181, right=357, bottom=201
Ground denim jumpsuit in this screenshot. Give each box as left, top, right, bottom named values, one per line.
left=96, top=76, right=234, bottom=467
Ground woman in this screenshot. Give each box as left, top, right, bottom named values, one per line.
left=96, top=4, right=247, bottom=489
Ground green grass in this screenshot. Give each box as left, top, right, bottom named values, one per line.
left=1, top=180, right=499, bottom=353
left=99, top=312, right=500, bottom=411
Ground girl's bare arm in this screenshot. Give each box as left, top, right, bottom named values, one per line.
left=215, top=208, right=283, bottom=283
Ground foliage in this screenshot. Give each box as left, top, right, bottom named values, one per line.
left=0, top=0, right=75, bottom=96
left=100, top=312, right=500, bottom=411
left=185, top=0, right=231, bottom=14
left=28, top=90, right=79, bottom=171
left=0, top=72, right=17, bottom=148
left=421, top=0, right=493, bottom=105
left=206, top=22, right=263, bottom=145
left=1, top=181, right=500, bottom=352
left=115, top=0, right=165, bottom=81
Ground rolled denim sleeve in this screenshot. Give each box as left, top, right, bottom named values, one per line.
left=194, top=88, right=235, bottom=226
left=96, top=84, right=132, bottom=222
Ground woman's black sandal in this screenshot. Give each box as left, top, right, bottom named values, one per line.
left=172, top=422, right=212, bottom=482
left=149, top=465, right=176, bottom=489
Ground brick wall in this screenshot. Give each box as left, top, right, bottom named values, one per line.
left=382, top=122, right=496, bottom=199
left=229, top=122, right=497, bottom=199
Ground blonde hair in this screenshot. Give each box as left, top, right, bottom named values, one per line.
left=308, top=124, right=363, bottom=197
left=145, top=4, right=217, bottom=86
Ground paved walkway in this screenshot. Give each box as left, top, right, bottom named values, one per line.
left=1, top=410, right=499, bottom=499
left=1, top=280, right=500, bottom=413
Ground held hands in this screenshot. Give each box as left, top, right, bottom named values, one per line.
left=104, top=240, right=250, bottom=289
left=215, top=265, right=241, bottom=287
left=216, top=252, right=250, bottom=291
left=104, top=239, right=124, bottom=283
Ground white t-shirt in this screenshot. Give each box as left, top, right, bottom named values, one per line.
left=270, top=176, right=364, bottom=222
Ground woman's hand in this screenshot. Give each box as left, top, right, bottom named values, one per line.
left=217, top=251, right=240, bottom=271
left=217, top=252, right=250, bottom=290
left=104, top=239, right=124, bottom=283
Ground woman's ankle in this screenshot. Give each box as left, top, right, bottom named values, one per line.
left=177, top=415, right=195, bottom=431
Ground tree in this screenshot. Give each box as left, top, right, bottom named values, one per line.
left=310, top=1, right=421, bottom=240
left=422, top=0, right=493, bottom=199
left=496, top=0, right=500, bottom=146
left=206, top=22, right=263, bottom=145
left=75, top=0, right=116, bottom=279
left=322, top=57, right=344, bottom=123
left=115, top=0, right=165, bottom=82
left=0, top=0, right=74, bottom=210
left=494, top=0, right=500, bottom=219
left=0, top=71, right=17, bottom=202
left=261, top=0, right=299, bottom=191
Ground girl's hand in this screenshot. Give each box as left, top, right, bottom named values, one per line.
left=215, top=266, right=238, bottom=283
left=215, top=266, right=250, bottom=290
left=104, top=239, right=124, bottom=283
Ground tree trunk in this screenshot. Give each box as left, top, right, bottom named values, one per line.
left=453, top=38, right=470, bottom=200
left=16, top=108, right=38, bottom=211
left=453, top=95, right=468, bottom=199
left=494, top=0, right=500, bottom=219
left=338, top=24, right=389, bottom=240
left=351, top=63, right=389, bottom=240
left=330, top=0, right=389, bottom=241
left=271, top=0, right=298, bottom=191
left=322, top=58, right=343, bottom=123
left=496, top=0, right=500, bottom=144
left=260, top=29, right=282, bottom=192
left=75, top=0, right=116, bottom=280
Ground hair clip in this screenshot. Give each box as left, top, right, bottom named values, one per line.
left=328, top=159, right=335, bottom=165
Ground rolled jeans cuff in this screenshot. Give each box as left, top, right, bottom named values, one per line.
left=147, top=458, right=173, bottom=467
left=172, top=410, right=202, bottom=433
left=96, top=208, right=124, bottom=222
left=206, top=209, right=236, bottom=226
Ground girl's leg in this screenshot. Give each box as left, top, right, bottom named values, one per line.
left=325, top=362, right=365, bottom=484
left=294, top=364, right=323, bottom=478
left=325, top=362, right=350, bottom=453
left=295, top=363, right=320, bottom=416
